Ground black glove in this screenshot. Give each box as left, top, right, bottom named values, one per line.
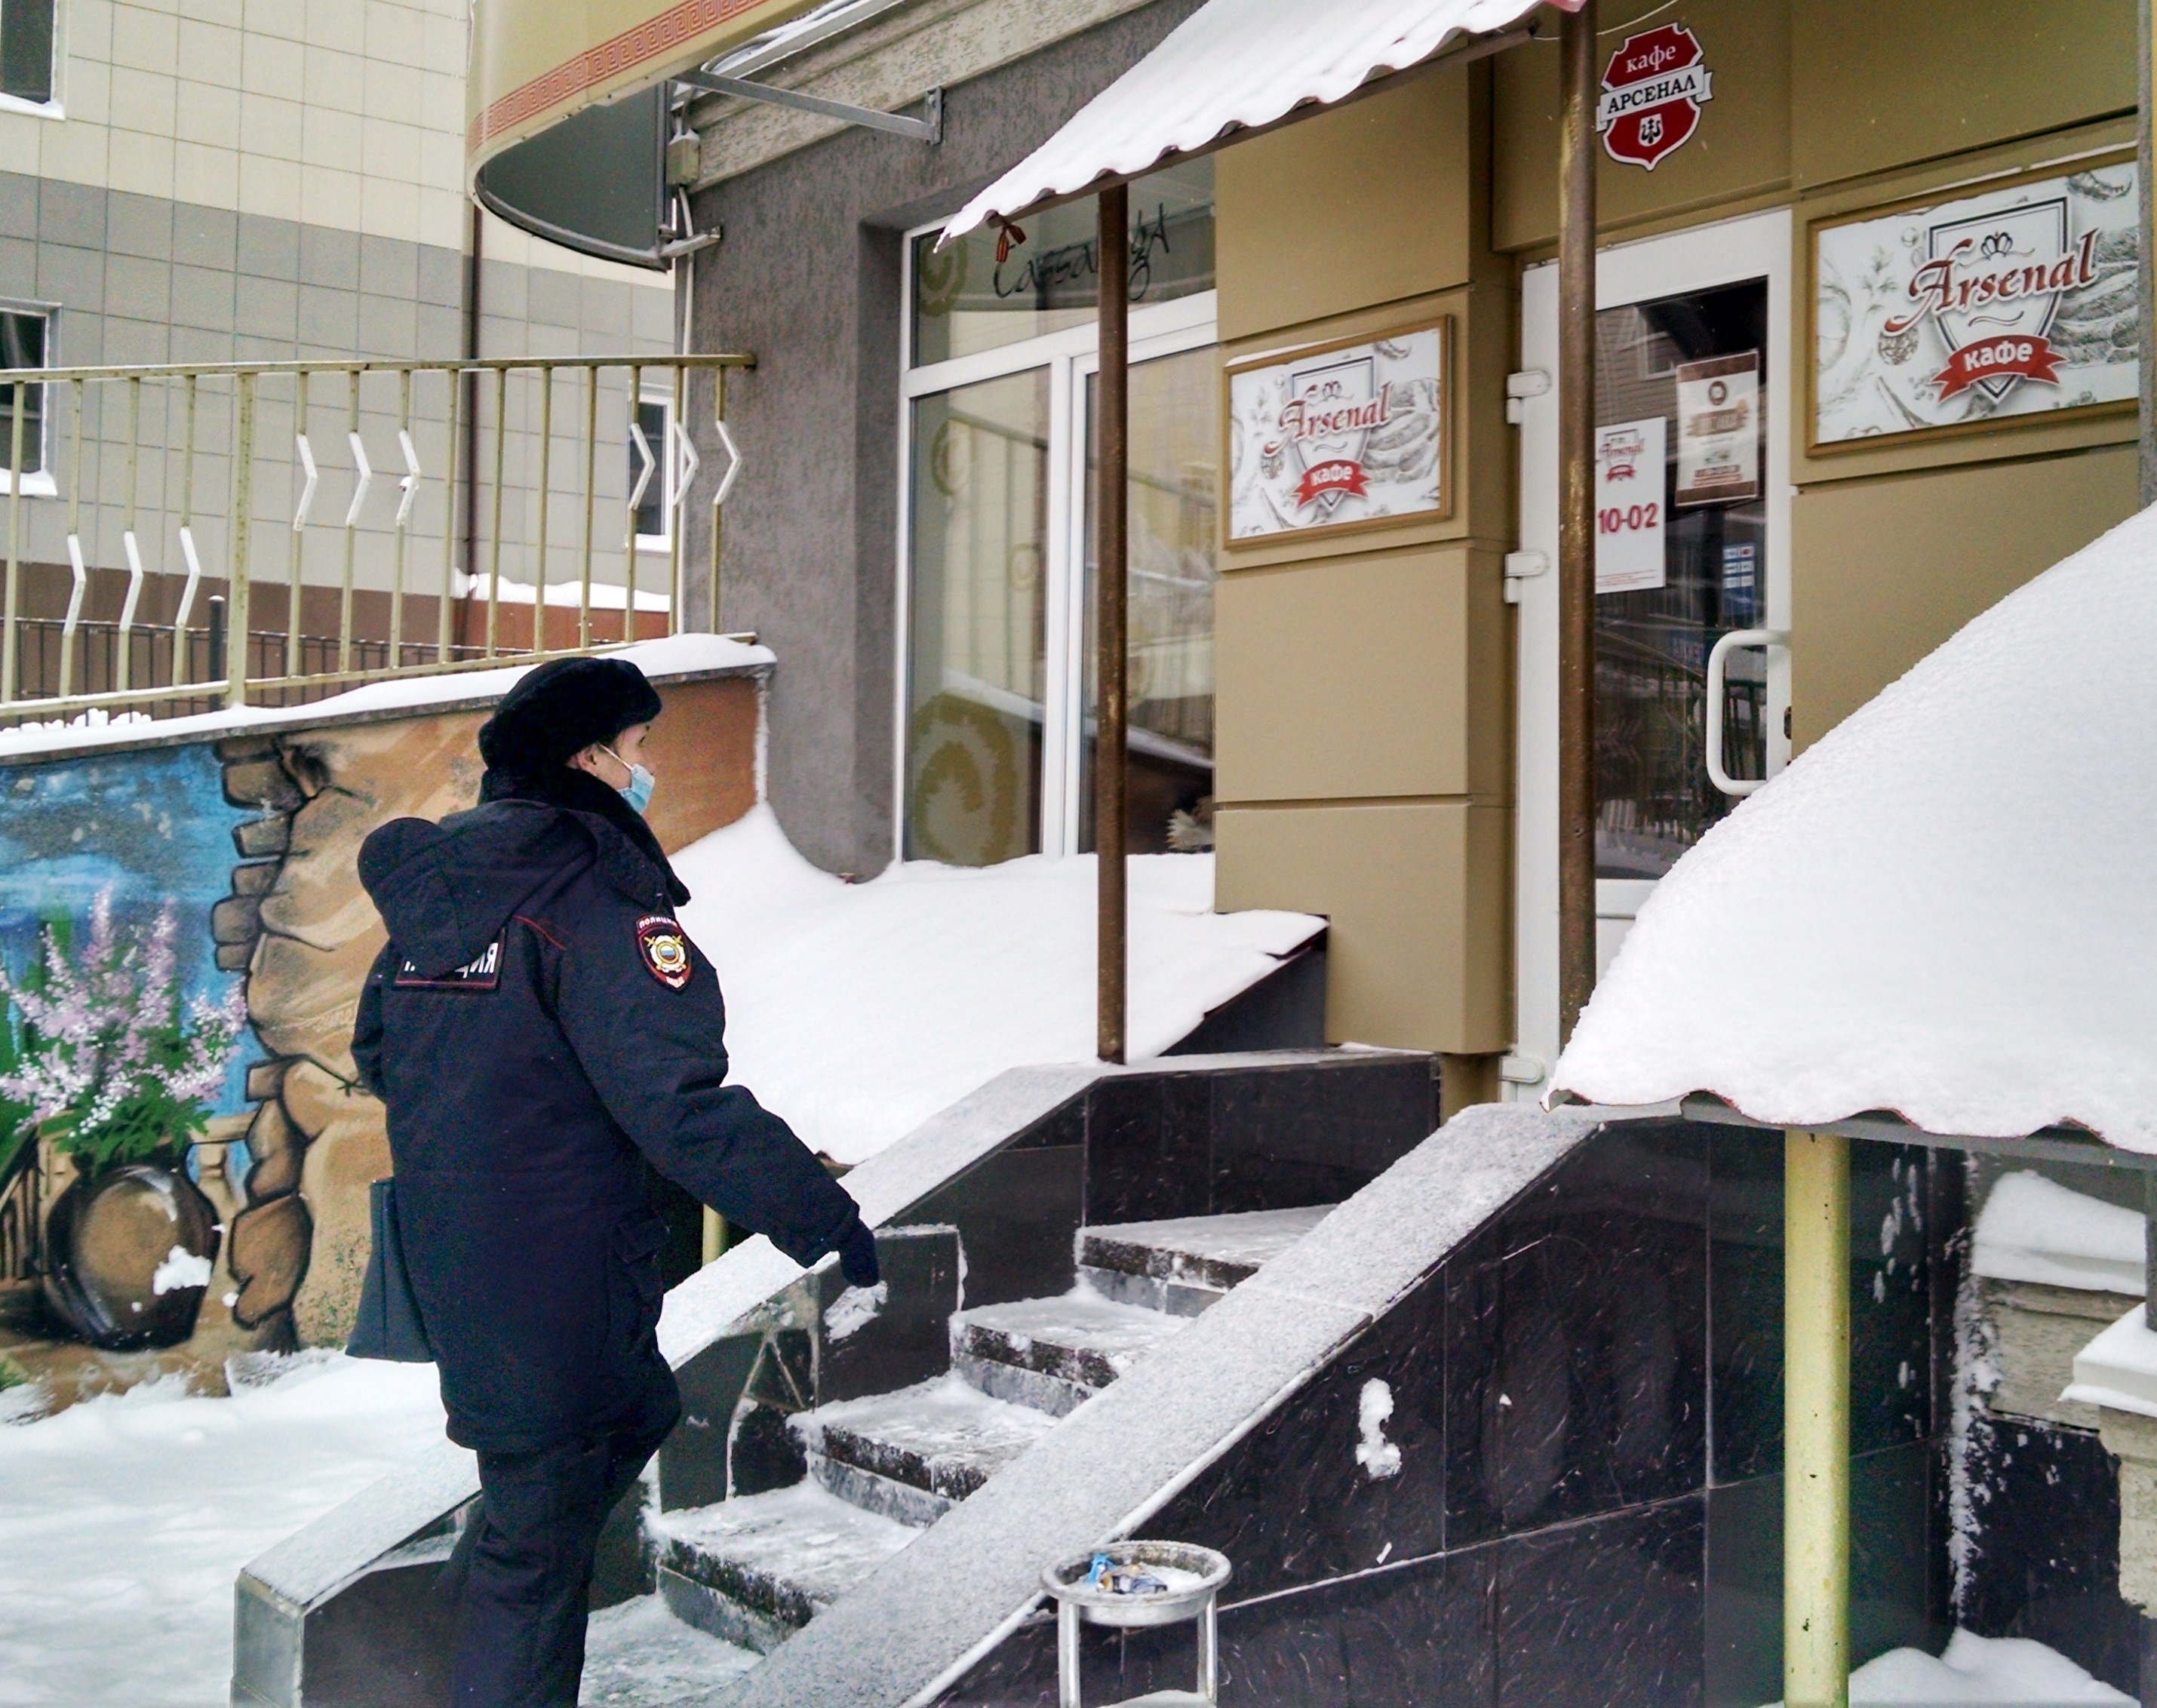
left=837, top=1217, right=880, bottom=1289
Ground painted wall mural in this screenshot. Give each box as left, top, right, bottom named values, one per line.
left=0, top=671, right=763, bottom=1404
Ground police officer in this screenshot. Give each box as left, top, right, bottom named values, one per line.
left=352, top=656, right=877, bottom=1708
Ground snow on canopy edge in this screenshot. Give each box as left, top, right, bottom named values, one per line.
left=0, top=632, right=773, bottom=766
left=1550, top=503, right=2157, bottom=1153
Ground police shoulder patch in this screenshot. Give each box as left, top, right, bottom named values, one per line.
left=635, top=915, right=693, bottom=989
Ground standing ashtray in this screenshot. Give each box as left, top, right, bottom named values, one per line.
left=1041, top=1540, right=1233, bottom=1707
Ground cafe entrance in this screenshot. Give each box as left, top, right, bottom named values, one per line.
left=1511, top=208, right=1795, bottom=1090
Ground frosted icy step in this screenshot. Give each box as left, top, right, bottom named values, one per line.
left=579, top=1592, right=759, bottom=1705
left=1079, top=1206, right=1335, bottom=1314
left=650, top=1482, right=917, bottom=1654
left=792, top=1375, right=1061, bottom=1523
left=951, top=1290, right=1191, bottom=1415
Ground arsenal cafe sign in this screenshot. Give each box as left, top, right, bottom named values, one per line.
left=1814, top=158, right=2140, bottom=447
left=1228, top=321, right=1450, bottom=542
left=1599, top=24, right=1711, bottom=171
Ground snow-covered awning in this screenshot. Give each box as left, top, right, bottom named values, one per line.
left=940, top=0, right=1555, bottom=244
left=1552, top=506, right=2157, bottom=1151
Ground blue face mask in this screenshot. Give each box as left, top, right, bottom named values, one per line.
left=601, top=746, right=656, bottom=816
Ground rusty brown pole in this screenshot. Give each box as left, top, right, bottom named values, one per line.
left=1096, top=183, right=1130, bottom=1064
left=1557, top=0, right=1599, bottom=1044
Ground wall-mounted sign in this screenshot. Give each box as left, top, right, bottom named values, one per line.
left=1812, top=156, right=2140, bottom=448
left=1226, top=319, right=1450, bottom=544
left=1599, top=24, right=1712, bottom=172
left=1674, top=352, right=1759, bottom=505
left=1594, top=416, right=1667, bottom=594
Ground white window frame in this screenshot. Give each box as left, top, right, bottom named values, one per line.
left=0, top=299, right=57, bottom=498
left=631, top=385, right=674, bottom=554
left=894, top=215, right=1216, bottom=862
left=0, top=0, right=66, bottom=121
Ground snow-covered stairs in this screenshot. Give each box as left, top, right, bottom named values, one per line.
left=647, top=1207, right=1335, bottom=1666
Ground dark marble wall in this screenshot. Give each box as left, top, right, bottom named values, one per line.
left=1959, top=1410, right=2140, bottom=1695
left=936, top=1120, right=1971, bottom=1708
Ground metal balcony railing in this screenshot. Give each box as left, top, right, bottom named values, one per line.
left=0, top=353, right=751, bottom=727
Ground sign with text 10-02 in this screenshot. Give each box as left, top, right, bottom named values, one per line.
left=1813, top=156, right=2139, bottom=448
left=1227, top=319, right=1450, bottom=544
left=1594, top=416, right=1667, bottom=594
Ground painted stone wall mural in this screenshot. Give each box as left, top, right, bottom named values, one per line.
left=0, top=666, right=764, bottom=1405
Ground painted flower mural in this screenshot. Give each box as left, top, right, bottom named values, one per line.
left=0, top=892, right=249, bottom=1347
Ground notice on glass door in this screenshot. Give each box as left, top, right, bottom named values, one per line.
left=1674, top=352, right=1759, bottom=505
left=1594, top=416, right=1667, bottom=594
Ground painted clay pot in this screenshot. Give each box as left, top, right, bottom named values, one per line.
left=42, top=1159, right=222, bottom=1350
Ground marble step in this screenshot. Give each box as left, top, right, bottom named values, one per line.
left=650, top=1482, right=917, bottom=1655
left=950, top=1290, right=1191, bottom=1416
left=791, top=1375, right=1062, bottom=1525
left=1077, top=1206, right=1336, bottom=1315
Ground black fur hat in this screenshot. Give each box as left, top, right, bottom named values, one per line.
left=477, top=656, right=662, bottom=782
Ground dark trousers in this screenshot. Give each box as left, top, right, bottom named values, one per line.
left=444, top=1407, right=676, bottom=1708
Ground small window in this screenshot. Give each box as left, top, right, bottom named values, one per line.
left=631, top=394, right=671, bottom=551
left=0, top=1, right=57, bottom=107
left=0, top=306, right=50, bottom=491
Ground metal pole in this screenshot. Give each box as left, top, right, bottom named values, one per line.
left=227, top=371, right=255, bottom=707
left=1095, top=183, right=1129, bottom=1065
left=2140, top=0, right=2155, bottom=505
left=1784, top=1129, right=1851, bottom=1708
left=1556, top=0, right=1599, bottom=1044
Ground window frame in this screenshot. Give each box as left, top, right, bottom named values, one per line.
left=630, top=385, right=674, bottom=555
left=0, top=298, right=57, bottom=499
left=0, top=0, right=66, bottom=120
left=895, top=212, right=1217, bottom=862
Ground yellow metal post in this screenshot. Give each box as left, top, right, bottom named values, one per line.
left=1785, top=1129, right=1851, bottom=1708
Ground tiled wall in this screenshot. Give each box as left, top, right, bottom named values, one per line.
left=0, top=168, right=675, bottom=602
left=0, top=0, right=466, bottom=257
left=937, top=1120, right=1971, bottom=1708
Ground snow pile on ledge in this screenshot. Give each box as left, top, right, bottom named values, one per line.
left=0, top=1354, right=444, bottom=1705
left=453, top=569, right=672, bottom=611
left=1773, top=1630, right=2135, bottom=1704
left=2065, top=1304, right=2157, bottom=1421
left=1553, top=505, right=2157, bottom=1149
left=673, top=808, right=1324, bottom=1165
left=1973, top=1171, right=2144, bottom=1295
left=0, top=631, right=770, bottom=761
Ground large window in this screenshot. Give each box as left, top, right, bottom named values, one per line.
left=901, top=162, right=1218, bottom=865
left=0, top=0, right=56, bottom=108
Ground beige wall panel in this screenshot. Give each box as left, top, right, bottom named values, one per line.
left=1216, top=67, right=1477, bottom=343
left=1215, top=545, right=1507, bottom=803
left=1793, top=445, right=2136, bottom=746
left=1790, top=0, right=2134, bottom=190
left=1492, top=0, right=1791, bottom=254
left=1216, top=801, right=1511, bottom=1054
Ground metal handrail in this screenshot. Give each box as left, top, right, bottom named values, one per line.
left=0, top=353, right=754, bottom=726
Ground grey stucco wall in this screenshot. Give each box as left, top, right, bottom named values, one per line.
left=686, top=0, right=1206, bottom=877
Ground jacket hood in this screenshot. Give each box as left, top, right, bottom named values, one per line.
left=358, top=803, right=592, bottom=978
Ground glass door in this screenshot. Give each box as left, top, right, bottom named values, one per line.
left=1511, top=209, right=1793, bottom=1095
left=899, top=160, right=1219, bottom=865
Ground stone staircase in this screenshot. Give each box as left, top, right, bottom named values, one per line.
left=644, top=1206, right=1334, bottom=1665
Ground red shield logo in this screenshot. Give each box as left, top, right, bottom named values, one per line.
left=1599, top=24, right=1712, bottom=171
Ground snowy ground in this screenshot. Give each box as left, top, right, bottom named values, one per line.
left=674, top=806, right=1323, bottom=1164
left=1773, top=1629, right=2134, bottom=1704
left=0, top=1353, right=446, bottom=1706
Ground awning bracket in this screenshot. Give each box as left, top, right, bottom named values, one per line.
left=674, top=70, right=941, bottom=144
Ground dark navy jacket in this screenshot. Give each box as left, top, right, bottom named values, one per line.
left=352, top=789, right=860, bottom=1455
